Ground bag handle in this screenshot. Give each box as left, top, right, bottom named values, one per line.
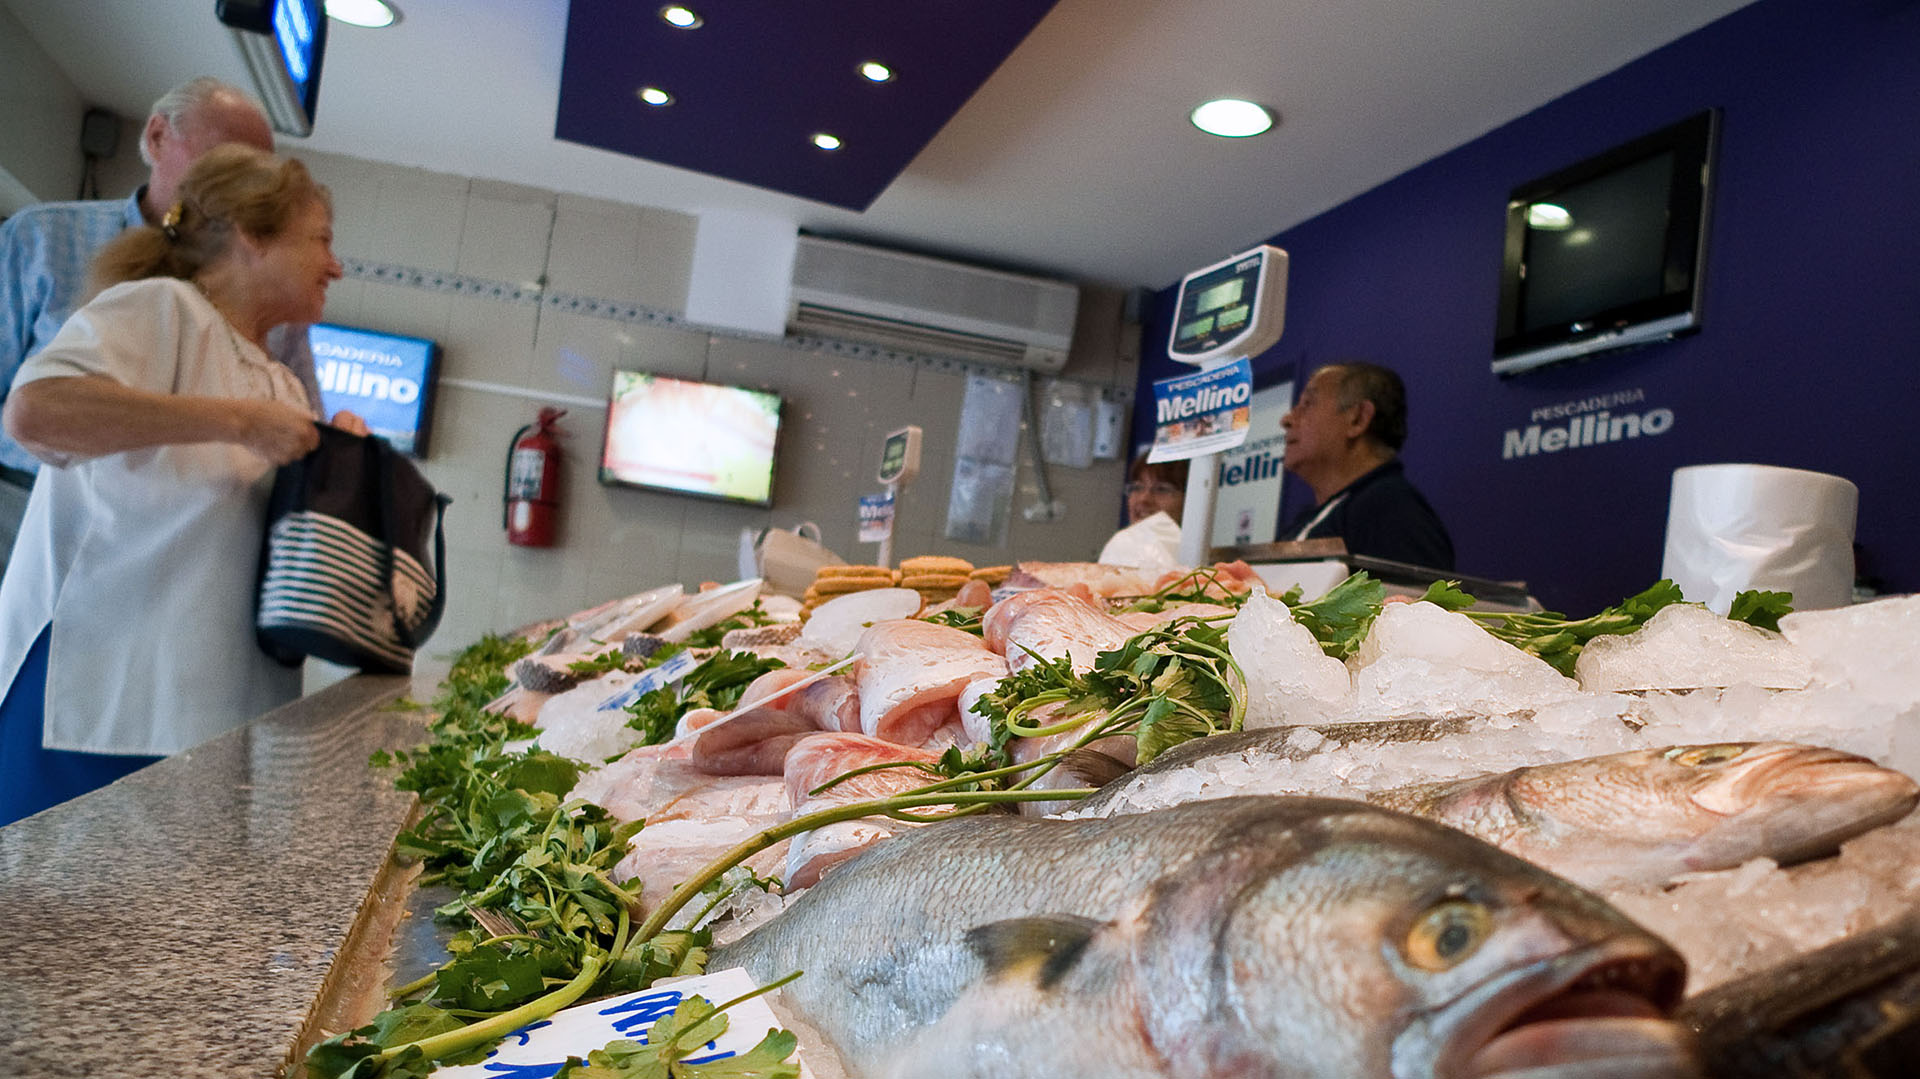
left=370, top=436, right=450, bottom=649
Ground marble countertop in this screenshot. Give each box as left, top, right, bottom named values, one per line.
left=0, top=674, right=430, bottom=1079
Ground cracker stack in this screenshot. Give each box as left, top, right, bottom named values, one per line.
left=800, top=564, right=900, bottom=622
left=898, top=555, right=975, bottom=607
left=967, top=564, right=1012, bottom=589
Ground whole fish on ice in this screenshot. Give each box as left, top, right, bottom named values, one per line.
left=1074, top=726, right=1920, bottom=889
left=714, top=795, right=1698, bottom=1079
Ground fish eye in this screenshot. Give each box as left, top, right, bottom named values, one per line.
left=1665, top=744, right=1748, bottom=767
left=1405, top=900, right=1492, bottom=971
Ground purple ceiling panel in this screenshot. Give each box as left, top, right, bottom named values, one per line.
left=556, top=0, right=1061, bottom=211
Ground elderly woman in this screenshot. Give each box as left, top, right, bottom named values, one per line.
left=0, top=145, right=363, bottom=824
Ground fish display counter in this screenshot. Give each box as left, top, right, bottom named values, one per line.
left=0, top=674, right=427, bottom=1078
left=6, top=565, right=1920, bottom=1077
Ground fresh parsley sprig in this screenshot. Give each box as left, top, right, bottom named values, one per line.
left=624, top=650, right=788, bottom=745
left=1419, top=578, right=1796, bottom=676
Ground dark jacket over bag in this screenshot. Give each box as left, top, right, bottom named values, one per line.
left=256, top=425, right=450, bottom=674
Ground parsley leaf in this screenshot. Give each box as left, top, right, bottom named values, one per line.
left=1727, top=588, right=1794, bottom=632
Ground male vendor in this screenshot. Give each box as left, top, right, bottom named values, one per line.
left=1278, top=361, right=1454, bottom=569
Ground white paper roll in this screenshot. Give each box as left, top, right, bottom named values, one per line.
left=1660, top=464, right=1858, bottom=614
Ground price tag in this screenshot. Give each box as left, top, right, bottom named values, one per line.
left=429, top=967, right=810, bottom=1078
left=595, top=649, right=700, bottom=712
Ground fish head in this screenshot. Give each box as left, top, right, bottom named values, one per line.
left=1509, top=742, right=1920, bottom=872
left=1132, top=802, right=1692, bottom=1078
left=1665, top=740, right=1920, bottom=867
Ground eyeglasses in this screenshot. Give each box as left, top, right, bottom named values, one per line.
left=1125, top=482, right=1182, bottom=498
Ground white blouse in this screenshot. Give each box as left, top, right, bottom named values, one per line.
left=0, top=278, right=312, bottom=755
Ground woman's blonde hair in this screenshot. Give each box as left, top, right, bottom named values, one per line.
left=89, top=145, right=331, bottom=295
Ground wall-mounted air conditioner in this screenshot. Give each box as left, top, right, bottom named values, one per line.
left=787, top=236, right=1080, bottom=373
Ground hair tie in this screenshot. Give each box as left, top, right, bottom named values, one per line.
left=161, top=202, right=184, bottom=242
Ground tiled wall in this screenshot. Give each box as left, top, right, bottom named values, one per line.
left=297, top=150, right=1135, bottom=680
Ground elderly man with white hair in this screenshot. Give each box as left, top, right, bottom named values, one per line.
left=0, top=76, right=326, bottom=560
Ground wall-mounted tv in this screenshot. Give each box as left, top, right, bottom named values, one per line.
left=308, top=322, right=440, bottom=456
left=1492, top=109, right=1719, bottom=376
left=599, top=371, right=783, bottom=507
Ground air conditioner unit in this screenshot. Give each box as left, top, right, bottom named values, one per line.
left=787, top=236, right=1080, bottom=373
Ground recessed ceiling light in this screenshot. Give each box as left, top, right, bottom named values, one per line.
left=812, top=133, right=843, bottom=151
left=637, top=86, right=673, bottom=106
left=1189, top=98, right=1275, bottom=138
left=660, top=5, right=702, bottom=29
left=325, top=0, right=398, bottom=28
left=1525, top=203, right=1573, bottom=230
left=859, top=61, right=894, bottom=83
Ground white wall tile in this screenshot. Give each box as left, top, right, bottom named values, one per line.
left=367, top=168, right=470, bottom=272
left=548, top=194, right=644, bottom=302
left=635, top=207, right=696, bottom=313
left=356, top=280, right=453, bottom=343
left=527, top=308, right=624, bottom=397
left=615, top=320, right=707, bottom=381
left=438, top=295, right=539, bottom=383
left=457, top=188, right=554, bottom=286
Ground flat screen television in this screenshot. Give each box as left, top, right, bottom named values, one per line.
left=599, top=371, right=783, bottom=507
left=1492, top=109, right=1718, bottom=376
left=308, top=322, right=440, bottom=456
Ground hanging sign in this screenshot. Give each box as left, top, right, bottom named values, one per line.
left=858, top=491, right=896, bottom=543
left=1147, top=356, right=1253, bottom=463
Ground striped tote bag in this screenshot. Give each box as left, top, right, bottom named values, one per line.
left=255, top=425, right=450, bottom=674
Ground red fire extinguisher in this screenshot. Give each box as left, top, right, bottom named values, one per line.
left=504, top=407, right=566, bottom=547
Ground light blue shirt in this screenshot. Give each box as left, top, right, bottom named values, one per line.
left=0, top=193, right=146, bottom=473
left=0, top=191, right=322, bottom=475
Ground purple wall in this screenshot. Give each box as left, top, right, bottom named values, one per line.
left=1137, top=0, right=1920, bottom=616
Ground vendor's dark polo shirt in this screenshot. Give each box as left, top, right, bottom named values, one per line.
left=1280, top=458, right=1455, bottom=570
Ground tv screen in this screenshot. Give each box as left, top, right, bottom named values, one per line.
left=599, top=371, right=783, bottom=507
left=1493, top=109, right=1718, bottom=376
left=308, top=322, right=440, bottom=456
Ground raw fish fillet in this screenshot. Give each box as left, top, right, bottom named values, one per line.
left=1002, top=561, right=1159, bottom=597
left=572, top=746, right=789, bottom=824
left=783, top=732, right=948, bottom=889
left=612, top=815, right=790, bottom=918
left=1112, top=601, right=1236, bottom=633
left=982, top=587, right=1134, bottom=673
left=853, top=620, right=1007, bottom=745
left=790, top=675, right=861, bottom=733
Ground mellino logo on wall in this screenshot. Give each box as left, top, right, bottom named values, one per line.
left=1501, top=387, right=1674, bottom=460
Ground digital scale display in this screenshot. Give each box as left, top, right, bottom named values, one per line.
left=1167, top=245, right=1287, bottom=365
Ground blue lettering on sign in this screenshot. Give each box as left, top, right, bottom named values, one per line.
left=479, top=1062, right=568, bottom=1078
left=1219, top=451, right=1284, bottom=487
left=598, top=990, right=737, bottom=1065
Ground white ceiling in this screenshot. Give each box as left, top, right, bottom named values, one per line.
left=6, top=0, right=1756, bottom=290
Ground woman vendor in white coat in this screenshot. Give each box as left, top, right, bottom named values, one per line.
left=0, top=145, right=365, bottom=825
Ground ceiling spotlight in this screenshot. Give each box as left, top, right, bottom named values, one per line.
left=325, top=0, right=398, bottom=28
left=812, top=133, right=843, bottom=151
left=660, top=5, right=702, bottom=28
left=859, top=61, right=894, bottom=83
left=1189, top=98, right=1275, bottom=138
left=637, top=86, right=673, bottom=106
